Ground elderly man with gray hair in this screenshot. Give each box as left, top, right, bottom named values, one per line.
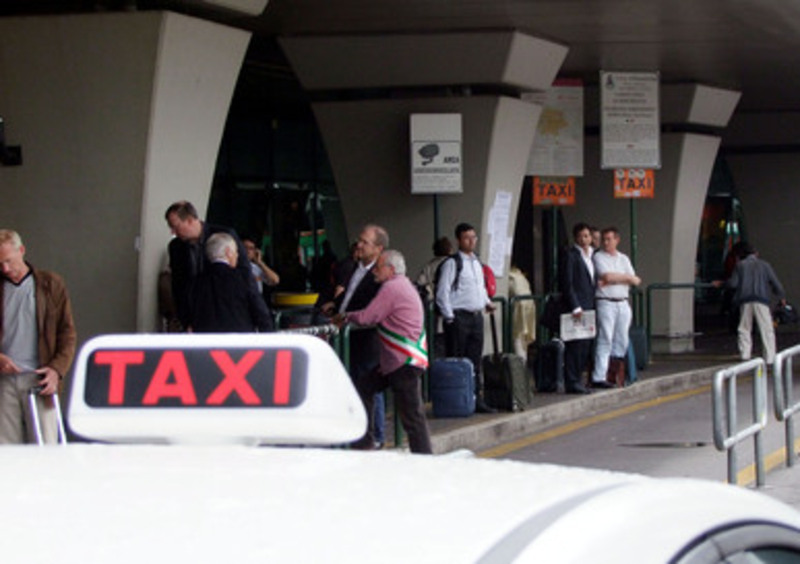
left=190, top=232, right=273, bottom=333
left=335, top=249, right=432, bottom=454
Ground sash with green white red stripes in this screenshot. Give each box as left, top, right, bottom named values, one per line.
left=377, top=325, right=428, bottom=369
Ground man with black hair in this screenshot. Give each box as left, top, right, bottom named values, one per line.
left=560, top=223, right=595, bottom=394
left=727, top=242, right=785, bottom=365
left=435, top=222, right=496, bottom=413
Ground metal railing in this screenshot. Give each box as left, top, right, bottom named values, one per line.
left=773, top=344, right=800, bottom=467
left=644, top=282, right=717, bottom=362
left=712, top=358, right=769, bottom=486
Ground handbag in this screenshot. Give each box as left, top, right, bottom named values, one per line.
left=773, top=302, right=799, bottom=325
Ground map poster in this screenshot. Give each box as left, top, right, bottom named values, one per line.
left=523, top=79, right=584, bottom=177
left=600, top=71, right=661, bottom=170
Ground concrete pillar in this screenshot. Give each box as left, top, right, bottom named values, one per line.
left=281, top=31, right=567, bottom=296
left=0, top=12, right=250, bottom=340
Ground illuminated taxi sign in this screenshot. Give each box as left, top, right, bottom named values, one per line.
left=67, top=333, right=367, bottom=446
left=84, top=348, right=307, bottom=408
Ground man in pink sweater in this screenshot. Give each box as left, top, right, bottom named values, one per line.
left=336, top=249, right=432, bottom=454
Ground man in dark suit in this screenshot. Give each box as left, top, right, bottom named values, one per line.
left=559, top=223, right=601, bottom=394
left=165, top=200, right=254, bottom=331
left=191, top=232, right=273, bottom=333
left=322, top=224, right=388, bottom=447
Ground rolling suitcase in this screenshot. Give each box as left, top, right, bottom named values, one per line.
left=28, top=385, right=67, bottom=445
left=629, top=324, right=648, bottom=370
left=532, top=338, right=565, bottom=393
left=429, top=358, right=475, bottom=417
left=482, top=312, right=532, bottom=411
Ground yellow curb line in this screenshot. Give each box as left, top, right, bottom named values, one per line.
left=479, top=385, right=711, bottom=459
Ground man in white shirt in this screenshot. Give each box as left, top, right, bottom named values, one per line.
left=591, top=227, right=641, bottom=388
left=436, top=222, right=496, bottom=413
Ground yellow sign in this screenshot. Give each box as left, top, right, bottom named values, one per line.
left=533, top=176, right=575, bottom=206
left=614, top=169, right=655, bottom=199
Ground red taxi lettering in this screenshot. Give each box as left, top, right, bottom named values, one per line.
left=142, top=351, right=198, bottom=405
left=207, top=350, right=263, bottom=405
left=94, top=351, right=145, bottom=405
left=273, top=350, right=293, bottom=405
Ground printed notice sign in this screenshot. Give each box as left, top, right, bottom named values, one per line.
left=411, top=114, right=462, bottom=194
left=600, top=71, right=661, bottom=170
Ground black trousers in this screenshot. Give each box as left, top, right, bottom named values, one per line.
left=357, top=364, right=432, bottom=454
left=564, top=338, right=592, bottom=390
left=444, top=310, right=484, bottom=392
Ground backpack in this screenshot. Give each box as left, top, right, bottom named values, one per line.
left=432, top=253, right=493, bottom=314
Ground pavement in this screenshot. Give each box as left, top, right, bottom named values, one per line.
left=414, top=323, right=800, bottom=509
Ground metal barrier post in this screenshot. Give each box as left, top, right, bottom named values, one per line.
left=490, top=296, right=508, bottom=352
left=712, top=358, right=768, bottom=486
left=773, top=344, right=800, bottom=466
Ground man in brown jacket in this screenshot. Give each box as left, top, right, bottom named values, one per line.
left=0, top=229, right=76, bottom=443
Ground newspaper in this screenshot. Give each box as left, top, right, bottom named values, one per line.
left=559, top=310, right=597, bottom=341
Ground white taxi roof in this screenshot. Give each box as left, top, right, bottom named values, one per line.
left=7, top=332, right=796, bottom=563
left=2, top=445, right=799, bottom=563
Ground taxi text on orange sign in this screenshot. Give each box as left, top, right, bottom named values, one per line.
left=533, top=176, right=576, bottom=206
left=613, top=169, right=655, bottom=199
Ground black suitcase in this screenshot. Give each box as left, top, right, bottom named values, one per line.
left=482, top=312, right=532, bottom=412
left=629, top=324, right=648, bottom=370
left=429, top=358, right=475, bottom=417
left=532, top=338, right=565, bottom=393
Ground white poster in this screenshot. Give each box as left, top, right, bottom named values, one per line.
left=523, top=80, right=584, bottom=177
left=410, top=114, right=462, bottom=194
left=486, top=191, right=513, bottom=277
left=600, top=71, right=661, bottom=170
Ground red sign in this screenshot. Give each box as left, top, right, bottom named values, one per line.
left=533, top=176, right=576, bottom=206
left=614, top=169, right=655, bottom=199
left=84, top=347, right=308, bottom=408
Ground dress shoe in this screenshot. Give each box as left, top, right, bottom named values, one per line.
left=590, top=380, right=615, bottom=390
left=475, top=398, right=498, bottom=414
left=566, top=385, right=592, bottom=395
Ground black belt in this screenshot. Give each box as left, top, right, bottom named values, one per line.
left=597, top=297, right=627, bottom=302
left=454, top=309, right=483, bottom=316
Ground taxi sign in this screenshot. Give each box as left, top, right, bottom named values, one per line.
left=67, top=333, right=367, bottom=446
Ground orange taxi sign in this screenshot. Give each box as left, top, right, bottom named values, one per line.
left=533, top=176, right=576, bottom=206
left=614, top=168, right=655, bottom=198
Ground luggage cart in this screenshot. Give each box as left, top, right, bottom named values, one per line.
left=28, top=385, right=67, bottom=445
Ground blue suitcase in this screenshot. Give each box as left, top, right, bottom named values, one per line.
left=430, top=358, right=475, bottom=417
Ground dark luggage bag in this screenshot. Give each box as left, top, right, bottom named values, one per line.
left=430, top=358, right=475, bottom=417
left=482, top=312, right=532, bottom=412
left=531, top=338, right=565, bottom=393
left=629, top=324, right=648, bottom=371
